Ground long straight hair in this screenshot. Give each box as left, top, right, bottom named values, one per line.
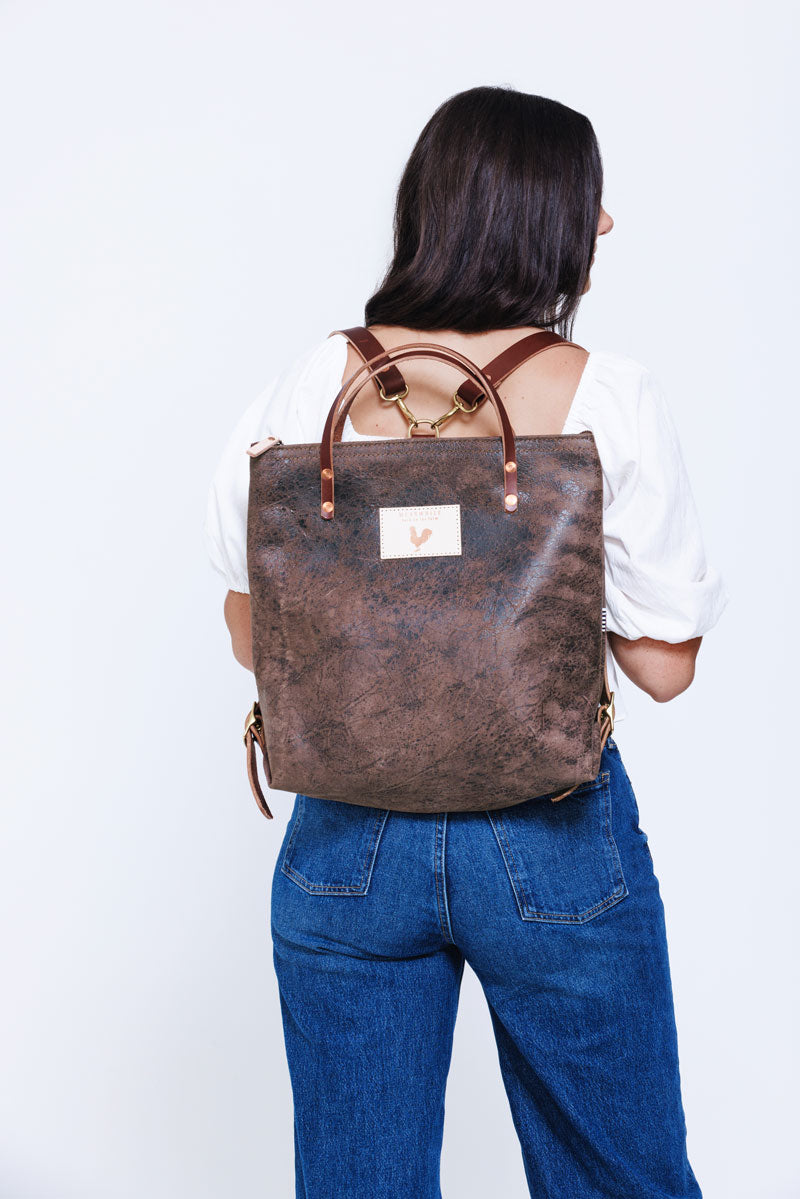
left=364, top=86, right=604, bottom=340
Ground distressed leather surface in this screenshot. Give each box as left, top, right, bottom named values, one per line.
left=247, top=433, right=606, bottom=813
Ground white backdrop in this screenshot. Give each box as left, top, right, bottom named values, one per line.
left=1, top=2, right=797, bottom=1196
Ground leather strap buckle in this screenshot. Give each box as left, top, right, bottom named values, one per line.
left=244, top=701, right=262, bottom=744
left=597, top=692, right=615, bottom=733
left=243, top=701, right=273, bottom=819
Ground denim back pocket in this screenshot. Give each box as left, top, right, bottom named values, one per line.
left=487, top=771, right=628, bottom=924
left=281, top=795, right=391, bottom=896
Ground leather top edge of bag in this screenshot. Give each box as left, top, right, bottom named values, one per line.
left=242, top=326, right=614, bottom=820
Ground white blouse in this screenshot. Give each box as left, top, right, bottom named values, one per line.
left=203, top=332, right=729, bottom=722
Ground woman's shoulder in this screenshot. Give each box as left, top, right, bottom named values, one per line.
left=564, top=347, right=665, bottom=435
left=269, top=331, right=347, bottom=397
left=241, top=333, right=347, bottom=442
left=580, top=347, right=654, bottom=395
left=272, top=334, right=654, bottom=390
left=256, top=334, right=666, bottom=441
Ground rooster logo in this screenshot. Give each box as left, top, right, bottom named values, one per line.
left=409, top=526, right=433, bottom=550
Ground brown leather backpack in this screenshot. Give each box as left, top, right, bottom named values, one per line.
left=242, top=327, right=614, bottom=819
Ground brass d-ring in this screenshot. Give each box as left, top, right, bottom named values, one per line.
left=408, top=419, right=440, bottom=438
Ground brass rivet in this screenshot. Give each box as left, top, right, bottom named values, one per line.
left=321, top=467, right=333, bottom=480
left=322, top=500, right=334, bottom=514
left=505, top=494, right=518, bottom=510
left=504, top=461, right=517, bottom=473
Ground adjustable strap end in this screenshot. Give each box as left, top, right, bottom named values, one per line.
left=243, top=702, right=273, bottom=820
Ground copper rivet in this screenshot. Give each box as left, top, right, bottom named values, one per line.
left=504, top=461, right=517, bottom=473
left=505, top=494, right=518, bottom=510
left=321, top=467, right=333, bottom=480
left=322, top=501, right=334, bottom=513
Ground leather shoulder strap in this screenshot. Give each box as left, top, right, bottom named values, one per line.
left=328, top=327, right=407, bottom=401
left=455, top=331, right=583, bottom=407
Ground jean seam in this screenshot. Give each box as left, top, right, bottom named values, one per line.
left=602, top=781, right=627, bottom=903
left=282, top=795, right=306, bottom=866
left=487, top=810, right=532, bottom=920
left=434, top=814, right=455, bottom=943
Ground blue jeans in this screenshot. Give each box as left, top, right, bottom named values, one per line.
left=270, top=737, right=703, bottom=1198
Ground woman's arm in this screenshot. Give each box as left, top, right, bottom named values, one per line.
left=608, top=632, right=702, bottom=703
left=224, top=591, right=253, bottom=671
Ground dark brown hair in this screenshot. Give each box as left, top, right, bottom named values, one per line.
left=364, top=86, right=604, bottom=340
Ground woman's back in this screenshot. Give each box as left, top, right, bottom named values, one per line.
left=339, top=324, right=590, bottom=440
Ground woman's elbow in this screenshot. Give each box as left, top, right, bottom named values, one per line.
left=230, top=636, right=254, bottom=672
left=223, top=590, right=254, bottom=672
left=609, top=633, right=702, bottom=704
left=644, top=663, right=696, bottom=703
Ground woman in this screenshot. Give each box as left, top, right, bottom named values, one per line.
left=204, top=86, right=728, bottom=1198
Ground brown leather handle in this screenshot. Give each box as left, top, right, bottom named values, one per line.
left=243, top=702, right=273, bottom=819
left=319, top=343, right=520, bottom=519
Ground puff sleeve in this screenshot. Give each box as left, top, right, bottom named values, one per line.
left=202, top=384, right=277, bottom=594
left=583, top=356, right=730, bottom=642
left=202, top=336, right=346, bottom=593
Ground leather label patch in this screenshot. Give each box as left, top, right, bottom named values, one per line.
left=379, top=504, right=462, bottom=560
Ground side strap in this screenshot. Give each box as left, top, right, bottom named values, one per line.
left=243, top=702, right=273, bottom=819
left=548, top=656, right=615, bottom=803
